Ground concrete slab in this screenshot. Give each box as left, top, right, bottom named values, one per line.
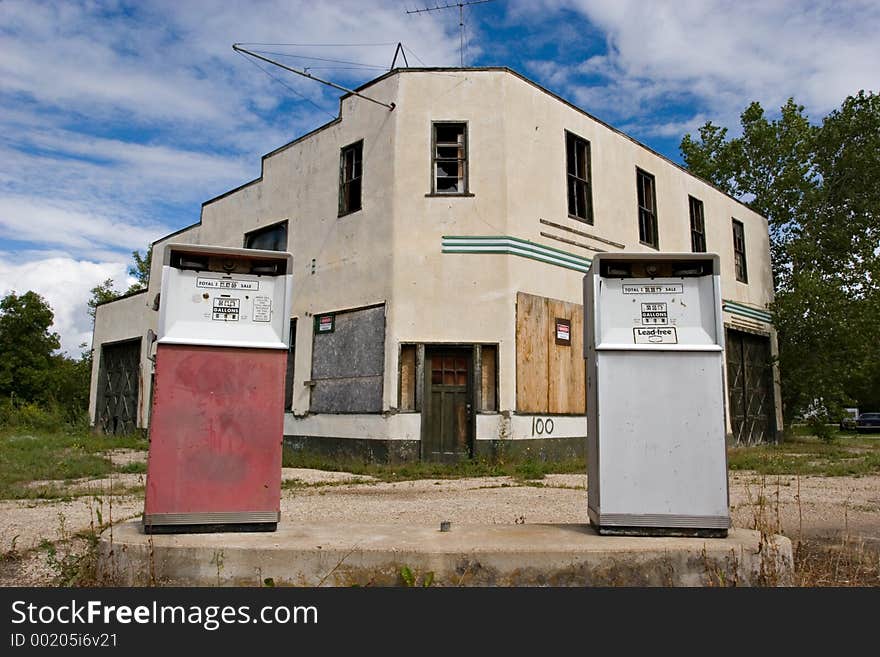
left=99, top=521, right=793, bottom=586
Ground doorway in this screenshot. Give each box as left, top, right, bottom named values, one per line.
left=422, top=346, right=474, bottom=462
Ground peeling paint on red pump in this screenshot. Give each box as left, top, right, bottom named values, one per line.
left=143, top=344, right=285, bottom=527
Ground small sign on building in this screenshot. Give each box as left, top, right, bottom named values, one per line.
left=555, top=318, right=571, bottom=345
left=315, top=314, right=335, bottom=333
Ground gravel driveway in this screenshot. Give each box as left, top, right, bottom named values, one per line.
left=2, top=463, right=879, bottom=586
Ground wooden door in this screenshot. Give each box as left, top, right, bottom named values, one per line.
left=423, top=348, right=473, bottom=462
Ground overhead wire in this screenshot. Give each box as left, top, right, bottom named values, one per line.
left=248, top=49, right=387, bottom=70
left=235, top=50, right=337, bottom=120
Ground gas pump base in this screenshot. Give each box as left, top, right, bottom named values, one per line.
left=143, top=512, right=280, bottom=535
left=589, top=510, right=730, bottom=538
left=593, top=525, right=728, bottom=539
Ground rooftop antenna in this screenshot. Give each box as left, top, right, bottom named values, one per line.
left=233, top=44, right=395, bottom=111
left=390, top=42, right=409, bottom=69
left=406, top=0, right=495, bottom=67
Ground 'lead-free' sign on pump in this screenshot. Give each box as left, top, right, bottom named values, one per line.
left=584, top=252, right=729, bottom=536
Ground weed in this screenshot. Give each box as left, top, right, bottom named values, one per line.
left=398, top=565, right=434, bottom=587
left=281, top=446, right=584, bottom=483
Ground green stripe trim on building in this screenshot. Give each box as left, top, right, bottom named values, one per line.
left=442, top=235, right=591, bottom=273
left=722, top=300, right=773, bottom=324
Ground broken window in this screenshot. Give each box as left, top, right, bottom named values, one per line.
left=433, top=122, right=467, bottom=194
left=636, top=169, right=658, bottom=248
left=339, top=140, right=363, bottom=216
left=689, top=196, right=706, bottom=253
left=566, top=131, right=593, bottom=223
left=733, top=219, right=748, bottom=283
left=244, top=220, right=288, bottom=251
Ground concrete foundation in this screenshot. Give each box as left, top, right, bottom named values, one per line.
left=99, top=520, right=792, bottom=587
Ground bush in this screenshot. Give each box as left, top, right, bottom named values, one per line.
left=0, top=397, right=89, bottom=433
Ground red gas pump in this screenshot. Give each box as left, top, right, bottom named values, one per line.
left=143, top=244, right=293, bottom=533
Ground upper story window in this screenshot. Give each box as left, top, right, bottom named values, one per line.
left=432, top=122, right=468, bottom=194
left=689, top=196, right=706, bottom=253
left=636, top=168, right=658, bottom=249
left=244, top=220, right=288, bottom=251
left=339, top=140, right=363, bottom=216
left=732, top=219, right=748, bottom=283
left=566, top=131, right=593, bottom=223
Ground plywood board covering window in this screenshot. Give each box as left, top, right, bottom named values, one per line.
left=516, top=292, right=585, bottom=414
left=480, top=345, right=497, bottom=412
left=310, top=305, right=385, bottom=413
left=399, top=344, right=417, bottom=411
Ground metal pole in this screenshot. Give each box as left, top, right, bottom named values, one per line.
left=233, top=45, right=395, bottom=111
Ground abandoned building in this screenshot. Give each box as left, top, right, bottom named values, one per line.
left=89, top=67, right=782, bottom=461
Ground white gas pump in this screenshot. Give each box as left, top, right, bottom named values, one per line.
left=584, top=252, right=729, bottom=536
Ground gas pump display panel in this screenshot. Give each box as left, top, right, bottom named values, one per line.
left=144, top=244, right=293, bottom=534
left=585, top=253, right=729, bottom=536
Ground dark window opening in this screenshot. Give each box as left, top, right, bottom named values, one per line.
left=636, top=169, right=658, bottom=248
left=284, top=318, right=297, bottom=411
left=689, top=196, right=706, bottom=253
left=566, top=131, right=593, bottom=223
left=245, top=221, right=288, bottom=251
left=733, top=219, right=748, bottom=283
left=339, top=140, right=363, bottom=216
left=433, top=122, right=467, bottom=194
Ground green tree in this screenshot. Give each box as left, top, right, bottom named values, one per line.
left=87, top=278, right=121, bottom=320
left=0, top=291, right=61, bottom=403
left=680, top=91, right=880, bottom=422
left=126, top=246, right=151, bottom=294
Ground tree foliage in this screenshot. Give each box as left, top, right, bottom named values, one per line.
left=681, top=91, right=880, bottom=421
left=0, top=291, right=61, bottom=403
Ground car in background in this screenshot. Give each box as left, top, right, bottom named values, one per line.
left=855, top=412, right=880, bottom=433
left=840, top=408, right=859, bottom=430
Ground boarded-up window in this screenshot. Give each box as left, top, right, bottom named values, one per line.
left=480, top=345, right=497, bottom=412
left=310, top=305, right=385, bottom=413
left=399, top=344, right=417, bottom=411
left=516, top=292, right=585, bottom=414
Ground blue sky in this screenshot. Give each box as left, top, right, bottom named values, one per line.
left=1, top=0, right=878, bottom=353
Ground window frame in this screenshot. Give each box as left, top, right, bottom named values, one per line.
left=243, top=219, right=288, bottom=251
left=636, top=168, right=659, bottom=249
left=430, top=121, right=471, bottom=196
left=338, top=139, right=363, bottom=217
left=565, top=130, right=593, bottom=224
left=732, top=218, right=748, bottom=283
left=689, top=195, right=706, bottom=253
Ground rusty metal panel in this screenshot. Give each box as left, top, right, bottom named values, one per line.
left=310, top=304, right=385, bottom=413
left=144, top=344, right=285, bottom=520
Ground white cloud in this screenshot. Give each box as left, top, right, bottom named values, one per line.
left=514, top=0, right=880, bottom=132
left=0, top=253, right=133, bottom=355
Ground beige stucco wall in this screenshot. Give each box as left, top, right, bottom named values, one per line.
left=90, top=68, right=777, bottom=440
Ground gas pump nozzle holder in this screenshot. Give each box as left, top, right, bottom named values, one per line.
left=584, top=252, right=730, bottom=537
left=143, top=244, right=293, bottom=534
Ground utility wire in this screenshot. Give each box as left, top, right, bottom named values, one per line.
left=249, top=49, right=387, bottom=70
left=236, top=51, right=337, bottom=120
left=234, top=42, right=396, bottom=47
